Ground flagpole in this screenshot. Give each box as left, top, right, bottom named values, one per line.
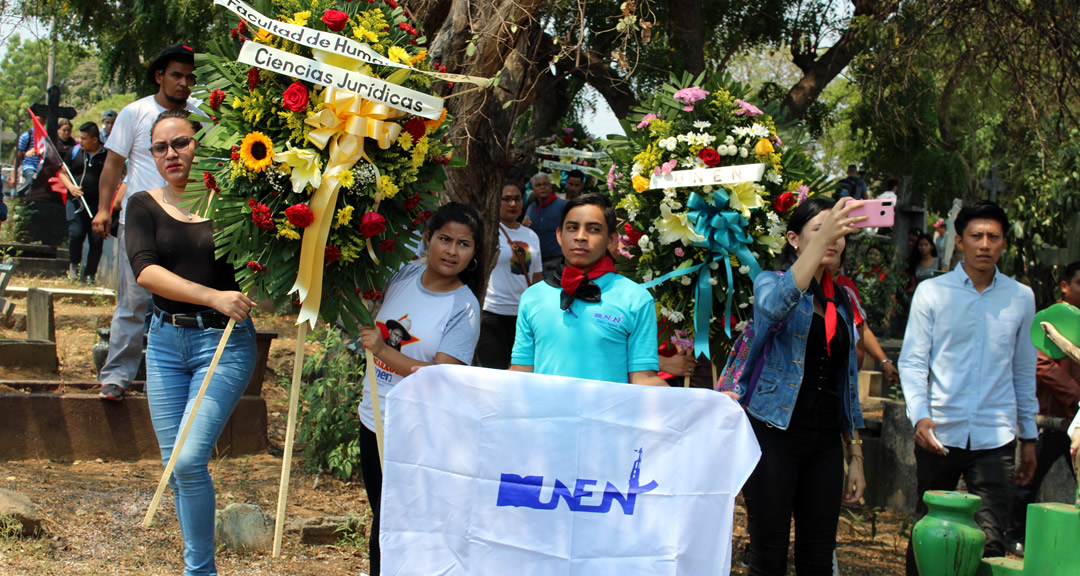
left=27, top=107, right=94, bottom=219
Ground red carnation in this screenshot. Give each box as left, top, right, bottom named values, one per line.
left=248, top=198, right=276, bottom=230
left=246, top=260, right=266, bottom=272
left=247, top=67, right=260, bottom=91
left=281, top=82, right=309, bottom=112
left=285, top=203, right=316, bottom=228
left=324, top=245, right=342, bottom=262
left=403, top=192, right=422, bottom=210
left=362, top=289, right=383, bottom=301
left=379, top=239, right=396, bottom=252
left=385, top=0, right=398, bottom=7
left=623, top=222, right=643, bottom=246
left=202, top=171, right=218, bottom=192
left=563, top=135, right=573, bottom=145
left=403, top=117, right=427, bottom=142
left=237, top=20, right=247, bottom=34
left=208, top=89, right=226, bottom=111
left=231, top=145, right=240, bottom=162
left=321, top=9, right=350, bottom=31
left=697, top=147, right=721, bottom=167
left=359, top=211, right=387, bottom=237
left=773, top=192, right=796, bottom=214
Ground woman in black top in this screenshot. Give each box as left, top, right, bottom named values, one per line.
left=125, top=108, right=256, bottom=576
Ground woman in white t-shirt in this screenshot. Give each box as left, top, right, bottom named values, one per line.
left=356, top=202, right=484, bottom=576
left=477, top=181, right=543, bottom=369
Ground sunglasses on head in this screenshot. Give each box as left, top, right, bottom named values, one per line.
left=149, top=136, right=196, bottom=158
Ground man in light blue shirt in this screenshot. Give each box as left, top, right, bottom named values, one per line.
left=899, top=201, right=1038, bottom=574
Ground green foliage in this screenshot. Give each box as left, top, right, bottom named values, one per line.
left=334, top=516, right=368, bottom=550
left=0, top=515, right=24, bottom=541
left=297, top=326, right=365, bottom=482
left=0, top=34, right=89, bottom=142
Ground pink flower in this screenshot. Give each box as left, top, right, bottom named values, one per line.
left=563, top=127, right=575, bottom=134
left=674, top=247, right=685, bottom=257
left=673, top=86, right=709, bottom=111
left=660, top=159, right=678, bottom=175
left=734, top=99, right=763, bottom=117
left=796, top=184, right=810, bottom=205
left=636, top=113, right=659, bottom=129
left=607, top=164, right=618, bottom=190
left=671, top=329, right=693, bottom=352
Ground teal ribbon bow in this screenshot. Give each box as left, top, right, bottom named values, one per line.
left=642, top=190, right=761, bottom=357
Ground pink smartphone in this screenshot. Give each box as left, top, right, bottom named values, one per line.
left=848, top=199, right=895, bottom=228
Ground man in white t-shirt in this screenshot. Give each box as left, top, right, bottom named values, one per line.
left=92, top=43, right=202, bottom=401
left=477, top=181, right=543, bottom=369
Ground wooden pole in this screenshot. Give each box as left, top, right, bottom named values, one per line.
left=142, top=318, right=236, bottom=528
left=273, top=321, right=307, bottom=557
left=368, top=350, right=385, bottom=465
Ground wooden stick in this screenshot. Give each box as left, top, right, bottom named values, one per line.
left=142, top=318, right=236, bottom=528
left=368, top=351, right=385, bottom=466
left=273, top=321, right=307, bottom=558
left=1043, top=322, right=1080, bottom=365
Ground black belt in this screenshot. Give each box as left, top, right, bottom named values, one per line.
left=155, top=308, right=231, bottom=329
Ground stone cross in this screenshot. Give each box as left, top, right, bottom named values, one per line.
left=29, top=85, right=76, bottom=143
left=980, top=165, right=1006, bottom=203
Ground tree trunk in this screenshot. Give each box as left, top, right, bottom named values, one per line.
left=667, top=0, right=704, bottom=76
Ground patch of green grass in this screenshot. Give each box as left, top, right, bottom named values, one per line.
left=335, top=516, right=367, bottom=553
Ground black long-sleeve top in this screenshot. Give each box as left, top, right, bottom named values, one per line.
left=125, top=191, right=240, bottom=314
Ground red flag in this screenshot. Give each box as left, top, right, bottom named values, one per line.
left=28, top=108, right=68, bottom=203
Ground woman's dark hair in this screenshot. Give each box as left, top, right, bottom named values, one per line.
left=151, top=108, right=202, bottom=138
left=559, top=193, right=616, bottom=236
left=501, top=179, right=522, bottom=194
left=955, top=200, right=1009, bottom=237
left=907, top=232, right=938, bottom=275
left=779, top=197, right=836, bottom=268
left=425, top=202, right=486, bottom=295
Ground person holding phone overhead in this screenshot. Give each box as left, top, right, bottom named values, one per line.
left=737, top=197, right=867, bottom=575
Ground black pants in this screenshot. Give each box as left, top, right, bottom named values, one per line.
left=476, top=310, right=517, bottom=369
left=68, top=205, right=103, bottom=277
left=1006, top=429, right=1075, bottom=545
left=743, top=418, right=844, bottom=576
left=359, top=425, right=382, bottom=576
left=905, top=441, right=1015, bottom=575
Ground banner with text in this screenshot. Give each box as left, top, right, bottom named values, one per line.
left=649, top=163, right=767, bottom=190
left=381, top=365, right=761, bottom=576
left=237, top=42, right=443, bottom=119
left=541, top=160, right=605, bottom=179
left=535, top=145, right=608, bottom=160
left=215, top=0, right=489, bottom=86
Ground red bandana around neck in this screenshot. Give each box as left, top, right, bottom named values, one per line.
left=537, top=193, right=557, bottom=208
left=821, top=269, right=838, bottom=356
left=560, top=256, right=616, bottom=297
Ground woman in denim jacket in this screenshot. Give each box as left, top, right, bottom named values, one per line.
left=739, top=197, right=867, bottom=575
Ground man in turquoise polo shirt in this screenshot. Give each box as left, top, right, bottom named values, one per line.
left=510, top=194, right=666, bottom=386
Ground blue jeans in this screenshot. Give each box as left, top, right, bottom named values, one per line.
left=146, top=313, right=256, bottom=576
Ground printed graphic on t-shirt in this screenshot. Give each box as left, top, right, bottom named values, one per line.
left=509, top=241, right=533, bottom=276
left=378, top=315, right=421, bottom=352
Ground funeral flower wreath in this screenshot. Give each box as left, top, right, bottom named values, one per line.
left=604, top=72, right=826, bottom=358
left=185, top=0, right=461, bottom=333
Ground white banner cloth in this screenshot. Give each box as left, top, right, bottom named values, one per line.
left=381, top=365, right=761, bottom=576
left=649, top=163, right=766, bottom=190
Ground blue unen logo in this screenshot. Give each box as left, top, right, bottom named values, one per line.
left=496, top=448, right=659, bottom=515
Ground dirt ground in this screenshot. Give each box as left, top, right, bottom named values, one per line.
left=0, top=274, right=910, bottom=575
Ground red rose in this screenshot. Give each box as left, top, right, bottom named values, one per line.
left=285, top=203, right=315, bottom=228
left=325, top=245, right=342, bottom=262
left=773, top=192, right=796, bottom=213
left=563, top=135, right=573, bottom=145
left=359, top=211, right=387, bottom=237
left=379, top=239, right=395, bottom=252
left=246, top=260, right=266, bottom=272
left=281, top=82, right=309, bottom=112
left=321, top=9, right=350, bottom=31
left=623, top=222, right=643, bottom=246
left=247, top=67, right=260, bottom=91
left=698, top=147, right=721, bottom=167
left=403, top=117, right=427, bottom=142
left=208, top=89, right=226, bottom=111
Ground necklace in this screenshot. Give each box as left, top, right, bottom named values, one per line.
left=162, top=188, right=192, bottom=221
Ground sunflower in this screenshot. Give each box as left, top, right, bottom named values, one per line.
left=240, top=131, right=274, bottom=173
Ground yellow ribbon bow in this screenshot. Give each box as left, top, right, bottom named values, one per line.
left=289, top=86, right=405, bottom=327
